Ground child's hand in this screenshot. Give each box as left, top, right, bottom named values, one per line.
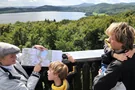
left=113, top=53, right=128, bottom=61
left=125, top=49, right=135, bottom=58
left=66, top=54, right=76, bottom=63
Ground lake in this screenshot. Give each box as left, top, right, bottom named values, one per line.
left=0, top=11, right=86, bottom=24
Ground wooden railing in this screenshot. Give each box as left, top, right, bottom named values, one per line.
left=23, top=49, right=104, bottom=90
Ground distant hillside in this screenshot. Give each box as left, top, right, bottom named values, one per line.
left=85, top=3, right=135, bottom=15
left=71, top=3, right=94, bottom=7
left=1, top=3, right=135, bottom=16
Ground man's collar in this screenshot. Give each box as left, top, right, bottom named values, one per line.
left=114, top=49, right=125, bottom=54
left=1, top=65, right=14, bottom=70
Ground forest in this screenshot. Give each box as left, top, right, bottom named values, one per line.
left=0, top=10, right=135, bottom=52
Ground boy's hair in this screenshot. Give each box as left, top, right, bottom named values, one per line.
left=49, top=61, right=68, bottom=80
left=105, top=22, right=135, bottom=50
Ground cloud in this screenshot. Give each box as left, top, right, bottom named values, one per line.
left=81, top=0, right=135, bottom=4
left=0, top=0, right=135, bottom=7
left=29, top=0, right=37, bottom=2
left=8, top=0, right=16, bottom=1
left=44, top=0, right=83, bottom=6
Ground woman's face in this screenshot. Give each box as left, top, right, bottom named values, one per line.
left=0, top=54, right=16, bottom=66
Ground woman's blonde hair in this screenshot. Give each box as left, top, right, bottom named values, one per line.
left=105, top=22, right=135, bottom=50
left=49, top=61, right=68, bottom=80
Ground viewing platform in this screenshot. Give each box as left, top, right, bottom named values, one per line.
left=23, top=49, right=104, bottom=90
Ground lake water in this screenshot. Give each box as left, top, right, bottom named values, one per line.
left=0, top=11, right=86, bottom=24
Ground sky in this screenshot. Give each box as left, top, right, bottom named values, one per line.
left=0, top=0, right=135, bottom=7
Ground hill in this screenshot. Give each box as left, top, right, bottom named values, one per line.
left=0, top=3, right=135, bottom=15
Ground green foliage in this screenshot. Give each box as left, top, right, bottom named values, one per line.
left=1, top=11, right=135, bottom=51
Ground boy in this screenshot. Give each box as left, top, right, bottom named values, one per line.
left=47, top=61, right=69, bottom=90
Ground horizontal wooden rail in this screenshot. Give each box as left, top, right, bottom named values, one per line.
left=23, top=49, right=104, bottom=90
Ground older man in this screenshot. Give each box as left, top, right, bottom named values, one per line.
left=0, top=42, right=45, bottom=90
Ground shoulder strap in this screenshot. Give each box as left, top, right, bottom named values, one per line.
left=14, top=66, right=28, bottom=79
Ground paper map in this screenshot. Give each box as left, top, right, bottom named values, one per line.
left=20, top=48, right=62, bottom=67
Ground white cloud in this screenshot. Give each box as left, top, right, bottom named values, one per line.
left=8, top=0, right=16, bottom=2
left=0, top=0, right=135, bottom=7
left=81, top=0, right=135, bottom=4
left=0, top=2, right=11, bottom=7
left=43, top=0, right=82, bottom=6
left=8, top=0, right=16, bottom=1
left=29, top=0, right=37, bottom=2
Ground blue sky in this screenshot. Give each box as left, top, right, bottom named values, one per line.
left=0, top=0, right=135, bottom=7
